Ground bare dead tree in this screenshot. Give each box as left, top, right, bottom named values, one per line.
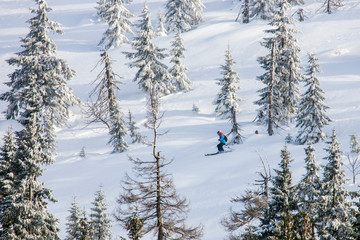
left=346, top=134, right=360, bottom=184
left=221, top=151, right=271, bottom=239
left=115, top=87, right=203, bottom=240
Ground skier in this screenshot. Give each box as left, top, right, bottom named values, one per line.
left=217, top=131, right=227, bottom=152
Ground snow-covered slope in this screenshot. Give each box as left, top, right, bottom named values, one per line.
left=0, top=0, right=360, bottom=239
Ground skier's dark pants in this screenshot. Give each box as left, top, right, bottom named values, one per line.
left=217, top=143, right=225, bottom=152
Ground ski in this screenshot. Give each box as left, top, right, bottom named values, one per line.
left=204, top=149, right=233, bottom=156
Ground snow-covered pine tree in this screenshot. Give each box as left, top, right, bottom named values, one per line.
left=295, top=143, right=321, bottom=239
left=88, top=50, right=128, bottom=152
left=6, top=113, right=60, bottom=239
left=214, top=45, right=243, bottom=144
left=108, top=105, right=128, bottom=152
left=165, top=0, right=204, bottom=32
left=255, top=38, right=283, bottom=136
left=127, top=110, right=142, bottom=144
left=271, top=0, right=302, bottom=123
left=317, top=129, right=355, bottom=239
left=95, top=0, right=111, bottom=22
left=122, top=209, right=144, bottom=240
left=288, top=0, right=304, bottom=5
left=239, top=0, right=251, bottom=23
left=0, top=129, right=17, bottom=238
left=295, top=53, right=331, bottom=145
left=98, top=0, right=134, bottom=50
left=116, top=88, right=203, bottom=240
left=125, top=3, right=175, bottom=96
left=322, top=0, right=343, bottom=14
left=66, top=197, right=87, bottom=240
left=0, top=0, right=79, bottom=164
left=169, top=30, right=192, bottom=92
left=259, top=146, right=298, bottom=239
left=156, top=10, right=167, bottom=36
left=90, top=186, right=112, bottom=240
left=251, top=0, right=276, bottom=20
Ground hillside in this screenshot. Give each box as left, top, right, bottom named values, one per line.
left=0, top=0, right=360, bottom=239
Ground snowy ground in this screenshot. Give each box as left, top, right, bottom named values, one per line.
left=0, top=0, right=360, bottom=239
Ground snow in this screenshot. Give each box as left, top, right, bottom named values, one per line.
left=0, top=0, right=360, bottom=239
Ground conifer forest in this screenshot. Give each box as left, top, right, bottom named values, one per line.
left=0, top=0, right=360, bottom=239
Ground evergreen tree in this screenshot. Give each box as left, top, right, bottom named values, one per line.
left=95, top=0, right=111, bottom=22
left=295, top=53, right=331, bottom=145
left=353, top=197, right=360, bottom=240
left=255, top=38, right=282, bottom=136
left=255, top=0, right=303, bottom=134
left=125, top=3, right=175, bottom=96
left=165, top=0, right=204, bottom=32
left=242, top=0, right=251, bottom=23
left=0, top=0, right=79, bottom=163
left=288, top=0, right=304, bottom=5
left=5, top=113, right=60, bottom=239
left=322, top=0, right=343, bottom=14
left=251, top=0, right=276, bottom=20
left=272, top=1, right=302, bottom=123
left=169, top=30, right=192, bottom=92
left=156, top=11, right=167, bottom=36
left=116, top=88, right=203, bottom=240
left=127, top=110, right=142, bottom=144
left=0, top=129, right=17, bottom=238
left=214, top=45, right=243, bottom=144
left=90, top=186, right=112, bottom=240
left=108, top=105, right=128, bottom=152
left=87, top=50, right=128, bottom=152
left=66, top=197, right=83, bottom=240
left=98, top=0, right=134, bottom=50
left=317, top=129, right=355, bottom=239
left=122, top=209, right=144, bottom=240
left=296, top=143, right=321, bottom=239
left=260, top=146, right=297, bottom=239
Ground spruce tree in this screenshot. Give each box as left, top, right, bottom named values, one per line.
left=165, top=0, right=204, bottom=33
left=0, top=129, right=17, bottom=238
left=296, top=143, right=321, bottom=239
left=169, top=30, right=192, bottom=92
left=214, top=45, right=243, bottom=144
left=98, top=0, right=134, bottom=50
left=260, top=146, right=297, bottom=239
left=0, top=0, right=79, bottom=163
left=5, top=113, right=60, bottom=239
left=322, top=0, right=343, bottom=14
left=87, top=50, right=128, bottom=152
left=271, top=0, right=302, bottom=123
left=156, top=11, right=167, bottom=36
left=295, top=53, right=331, bottom=145
left=90, top=186, right=112, bottom=240
left=127, top=110, right=142, bottom=144
left=122, top=209, right=144, bottom=240
left=116, top=88, right=203, bottom=240
left=66, top=197, right=83, bottom=240
left=251, top=0, right=276, bottom=20
left=288, top=0, right=304, bottom=5
left=96, top=0, right=111, bottom=23
left=317, top=129, right=355, bottom=239
left=255, top=38, right=282, bottom=136
left=66, top=197, right=93, bottom=240
left=255, top=0, right=303, bottom=134
left=125, top=3, right=175, bottom=96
